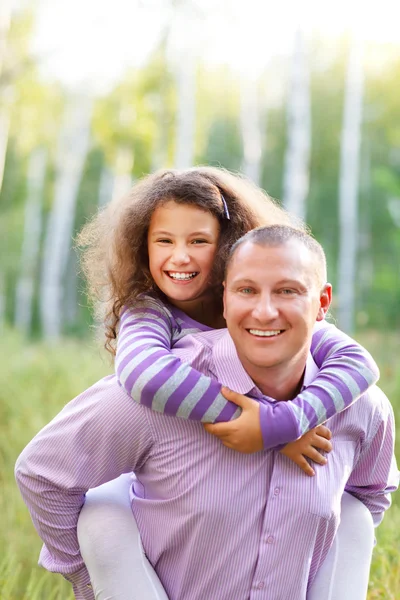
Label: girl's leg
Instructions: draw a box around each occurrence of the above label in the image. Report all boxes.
[77,474,169,600]
[308,491,374,600]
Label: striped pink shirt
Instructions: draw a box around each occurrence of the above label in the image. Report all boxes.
[15,329,398,600]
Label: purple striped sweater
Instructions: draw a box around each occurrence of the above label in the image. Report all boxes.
[116,295,380,447]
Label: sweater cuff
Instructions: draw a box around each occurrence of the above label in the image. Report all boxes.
[259,400,300,450]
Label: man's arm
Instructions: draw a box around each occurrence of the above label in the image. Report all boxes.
[344,388,399,527]
[15,375,153,600]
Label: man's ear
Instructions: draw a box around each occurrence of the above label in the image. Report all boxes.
[316,283,332,321]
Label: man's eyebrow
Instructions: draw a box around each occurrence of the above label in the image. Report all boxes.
[228,277,257,286]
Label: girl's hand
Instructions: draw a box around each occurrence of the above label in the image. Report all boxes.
[280,425,333,477]
[203,388,263,453]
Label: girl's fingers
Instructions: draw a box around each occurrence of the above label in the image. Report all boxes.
[314,425,332,439]
[311,436,333,453]
[295,457,315,477]
[304,447,328,465]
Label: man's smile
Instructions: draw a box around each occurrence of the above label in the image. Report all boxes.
[247,329,285,338]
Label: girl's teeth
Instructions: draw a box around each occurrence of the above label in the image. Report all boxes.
[249,329,282,337]
[169,272,197,280]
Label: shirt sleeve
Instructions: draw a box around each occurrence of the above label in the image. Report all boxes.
[344,389,399,527]
[15,376,153,600]
[116,298,241,423]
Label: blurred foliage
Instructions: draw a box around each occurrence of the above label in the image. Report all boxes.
[0,7,399,338]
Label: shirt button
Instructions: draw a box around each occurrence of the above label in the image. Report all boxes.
[266,535,275,544]
[257,582,265,590]
[274,487,280,496]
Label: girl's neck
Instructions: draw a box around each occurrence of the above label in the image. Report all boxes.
[169,295,225,329]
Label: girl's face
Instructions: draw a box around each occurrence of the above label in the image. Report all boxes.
[147,200,220,307]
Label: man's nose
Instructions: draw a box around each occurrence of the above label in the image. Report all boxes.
[253,295,279,321]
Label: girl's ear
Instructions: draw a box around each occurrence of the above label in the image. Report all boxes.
[222,282,227,320]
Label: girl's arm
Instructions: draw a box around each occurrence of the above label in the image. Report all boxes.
[116,301,379,449]
[302,320,380,434]
[205,320,380,451]
[116,297,241,423]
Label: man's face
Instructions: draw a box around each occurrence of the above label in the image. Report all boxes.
[223,240,331,374]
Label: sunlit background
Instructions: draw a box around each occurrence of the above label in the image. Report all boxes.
[0,0,399,339]
[1,2,400,598]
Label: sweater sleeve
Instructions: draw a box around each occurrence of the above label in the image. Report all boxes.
[116,298,241,424]
[282,320,380,438]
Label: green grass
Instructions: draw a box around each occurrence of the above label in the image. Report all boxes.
[1,329,399,599]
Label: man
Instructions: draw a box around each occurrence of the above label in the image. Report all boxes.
[15,226,399,600]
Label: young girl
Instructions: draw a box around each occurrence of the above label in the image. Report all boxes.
[76,167,377,600]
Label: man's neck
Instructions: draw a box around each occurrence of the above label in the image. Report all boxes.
[240,354,307,401]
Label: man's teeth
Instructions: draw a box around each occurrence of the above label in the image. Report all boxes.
[168,272,198,280]
[249,329,282,337]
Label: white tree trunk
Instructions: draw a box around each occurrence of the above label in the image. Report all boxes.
[40,95,92,340]
[0,106,10,193]
[111,146,133,201]
[283,29,311,220]
[0,271,5,331]
[337,38,364,333]
[174,53,196,169]
[0,0,13,193]
[0,0,12,75]
[98,165,114,207]
[15,147,47,334]
[240,76,263,185]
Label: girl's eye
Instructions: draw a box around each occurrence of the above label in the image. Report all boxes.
[157,239,173,244]
[191,239,208,244]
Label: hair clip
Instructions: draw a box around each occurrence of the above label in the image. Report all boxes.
[220,194,231,220]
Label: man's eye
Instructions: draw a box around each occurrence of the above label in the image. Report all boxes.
[280,289,296,295]
[239,288,254,294]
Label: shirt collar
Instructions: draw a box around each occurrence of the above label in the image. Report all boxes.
[212,330,320,397]
[302,354,319,389]
[212,330,258,395]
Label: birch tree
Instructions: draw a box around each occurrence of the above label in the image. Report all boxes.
[40,95,92,340]
[0,0,13,193]
[282,28,311,220]
[111,145,133,200]
[98,165,114,208]
[170,1,201,169]
[240,75,263,185]
[174,52,196,168]
[14,147,47,333]
[337,38,364,333]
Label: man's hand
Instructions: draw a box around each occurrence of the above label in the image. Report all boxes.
[203,388,263,453]
[280,425,333,477]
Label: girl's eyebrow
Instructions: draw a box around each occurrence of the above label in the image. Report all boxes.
[150,229,215,237]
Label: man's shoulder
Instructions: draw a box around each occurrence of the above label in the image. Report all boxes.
[71,374,144,414]
[330,384,393,439]
[356,384,393,420]
[173,328,228,350]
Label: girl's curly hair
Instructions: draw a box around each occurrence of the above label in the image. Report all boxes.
[76,166,304,354]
